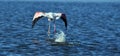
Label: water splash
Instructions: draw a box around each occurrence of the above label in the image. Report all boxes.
[54,30,66,42]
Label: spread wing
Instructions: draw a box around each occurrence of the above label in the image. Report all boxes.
[32,12,44,28]
[60,14,67,29]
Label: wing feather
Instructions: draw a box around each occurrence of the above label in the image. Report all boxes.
[32,12,44,28]
[60,14,67,29]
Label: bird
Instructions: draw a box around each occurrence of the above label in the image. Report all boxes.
[32,12,67,37]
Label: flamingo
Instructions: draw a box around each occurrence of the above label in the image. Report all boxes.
[32,12,67,37]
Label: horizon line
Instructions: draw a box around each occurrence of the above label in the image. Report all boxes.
[0,0,120,3]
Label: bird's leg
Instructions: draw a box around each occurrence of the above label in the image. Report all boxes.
[48,21,51,38]
[54,19,56,34]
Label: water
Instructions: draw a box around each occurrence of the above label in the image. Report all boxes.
[0,1,120,56]
[54,30,66,42]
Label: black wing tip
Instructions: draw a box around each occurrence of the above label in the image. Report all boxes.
[32,23,34,28]
[65,26,67,30]
[61,13,67,30]
[32,25,34,28]
[31,16,44,28]
[32,19,35,28]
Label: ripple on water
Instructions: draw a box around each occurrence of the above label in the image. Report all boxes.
[0,1,120,56]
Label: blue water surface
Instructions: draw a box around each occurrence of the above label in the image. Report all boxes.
[0,1,120,56]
